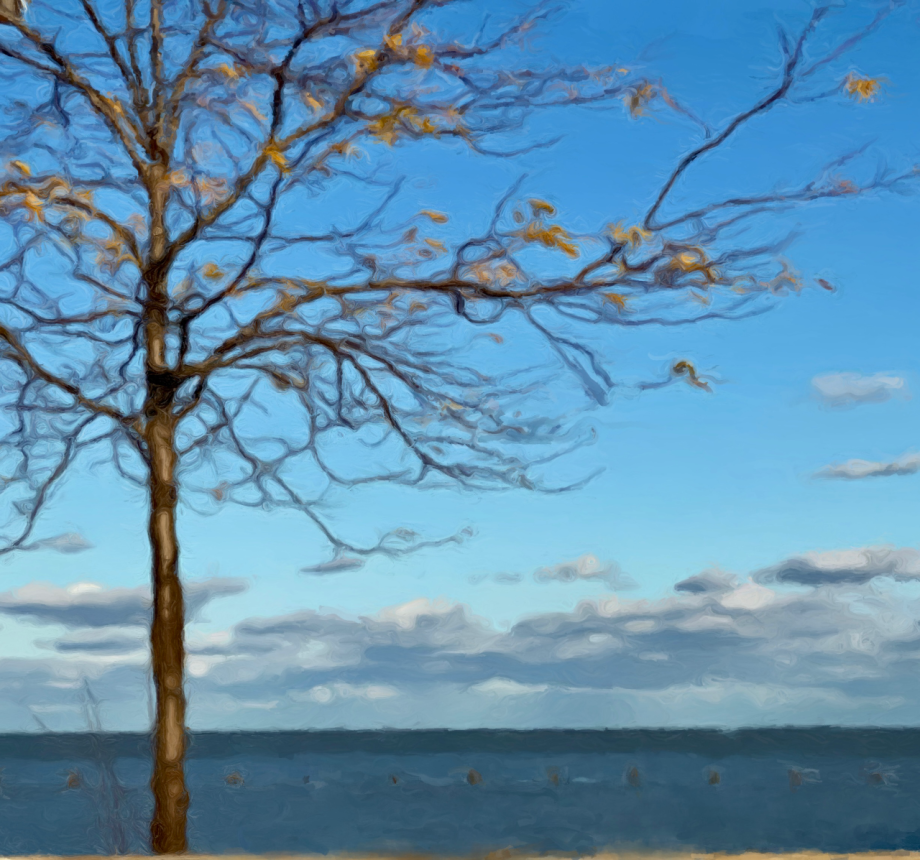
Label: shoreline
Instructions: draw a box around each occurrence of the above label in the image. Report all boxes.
[6,854,920,860]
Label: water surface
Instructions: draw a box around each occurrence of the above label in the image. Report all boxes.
[1,729,918,855]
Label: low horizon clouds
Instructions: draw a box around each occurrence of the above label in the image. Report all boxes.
[0,576,248,628]
[6,545,920,729]
[815,452,920,481]
[811,372,909,408]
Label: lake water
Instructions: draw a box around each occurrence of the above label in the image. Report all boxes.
[2,729,920,855]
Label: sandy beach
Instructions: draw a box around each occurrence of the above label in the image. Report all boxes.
[7,854,920,860]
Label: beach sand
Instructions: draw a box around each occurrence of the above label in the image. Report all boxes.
[6,853,920,860]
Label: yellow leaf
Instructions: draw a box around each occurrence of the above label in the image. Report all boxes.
[367,113,400,145]
[22,191,44,221]
[519,222,579,258]
[355,49,379,73]
[833,177,858,194]
[330,140,357,158]
[758,258,802,294]
[217,63,242,80]
[672,360,711,391]
[667,246,718,282]
[384,34,403,50]
[496,263,517,286]
[195,175,229,204]
[468,262,493,283]
[202,263,224,280]
[302,91,323,111]
[602,292,628,311]
[264,143,288,171]
[529,198,556,217]
[624,82,657,118]
[609,221,651,248]
[9,160,30,176]
[420,209,448,223]
[275,291,299,313]
[413,45,435,67]
[845,74,882,102]
[424,238,447,253]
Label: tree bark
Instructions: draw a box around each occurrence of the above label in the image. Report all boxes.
[143,159,189,854]
[146,398,189,853]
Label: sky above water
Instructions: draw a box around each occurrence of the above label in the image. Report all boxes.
[0,0,919,731]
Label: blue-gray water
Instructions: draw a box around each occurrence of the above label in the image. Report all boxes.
[2,729,920,855]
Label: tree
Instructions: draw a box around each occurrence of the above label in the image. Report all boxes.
[0,0,912,852]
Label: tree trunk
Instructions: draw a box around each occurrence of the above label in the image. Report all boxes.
[146,402,189,853]
[144,159,188,854]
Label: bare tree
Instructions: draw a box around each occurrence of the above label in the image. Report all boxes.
[0,0,912,852]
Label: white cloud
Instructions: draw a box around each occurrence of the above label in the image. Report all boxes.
[754,545,920,586]
[377,597,453,628]
[291,683,399,704]
[719,582,775,610]
[533,554,637,589]
[811,372,909,407]
[471,678,548,697]
[20,532,93,554]
[0,576,248,627]
[815,453,920,480]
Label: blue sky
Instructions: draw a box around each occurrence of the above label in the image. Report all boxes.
[0,0,918,731]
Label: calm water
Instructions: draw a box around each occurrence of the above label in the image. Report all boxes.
[2,729,920,854]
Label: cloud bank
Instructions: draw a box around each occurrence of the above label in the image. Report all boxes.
[6,546,920,730]
[0,577,248,628]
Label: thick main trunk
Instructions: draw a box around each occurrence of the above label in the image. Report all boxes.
[147,407,189,853]
[144,159,188,854]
